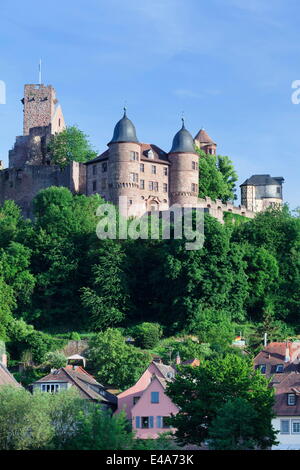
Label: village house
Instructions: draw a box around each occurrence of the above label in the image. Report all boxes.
[254,341,300,450]
[32,356,117,411]
[117,355,199,439]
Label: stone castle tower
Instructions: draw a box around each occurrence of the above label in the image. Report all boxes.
[85,112,200,217]
[0,81,284,222]
[0,83,84,217]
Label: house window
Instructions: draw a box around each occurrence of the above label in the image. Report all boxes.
[292,420,300,434]
[151,391,159,404]
[92,165,97,175]
[164,167,168,176]
[191,183,198,193]
[140,163,144,172]
[280,420,290,434]
[259,364,266,374]
[92,181,97,192]
[163,183,168,193]
[276,364,284,373]
[129,199,133,205]
[130,173,139,183]
[102,162,107,172]
[140,416,154,428]
[149,181,154,191]
[277,187,281,194]
[140,179,145,189]
[288,394,296,406]
[133,396,140,405]
[192,161,198,170]
[41,383,60,393]
[101,179,107,190]
[153,182,158,191]
[130,151,139,161]
[151,165,156,175]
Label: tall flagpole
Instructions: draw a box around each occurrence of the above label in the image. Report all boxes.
[38,59,42,85]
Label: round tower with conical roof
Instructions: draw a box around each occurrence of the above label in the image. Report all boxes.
[194,128,217,155]
[107,109,143,216]
[168,120,199,207]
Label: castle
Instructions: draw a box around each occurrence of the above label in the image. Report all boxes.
[0,83,284,222]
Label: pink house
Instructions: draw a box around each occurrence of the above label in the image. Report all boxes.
[117,360,179,439]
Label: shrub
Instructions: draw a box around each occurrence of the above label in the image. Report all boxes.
[133,322,163,349]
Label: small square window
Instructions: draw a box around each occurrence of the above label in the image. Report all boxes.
[164,167,168,176]
[102,162,107,172]
[259,364,266,374]
[276,364,284,373]
[140,163,144,172]
[140,180,145,190]
[153,182,158,191]
[288,394,296,406]
[92,165,97,175]
[141,417,149,429]
[280,420,290,434]
[92,181,97,192]
[151,391,159,403]
[151,165,156,175]
[149,181,154,191]
[163,183,168,193]
[133,396,140,405]
[292,420,300,434]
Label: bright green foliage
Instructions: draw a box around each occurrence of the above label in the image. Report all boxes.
[88,329,151,389]
[132,322,163,349]
[208,398,265,449]
[48,125,97,168]
[166,354,277,448]
[81,241,130,330]
[44,351,67,370]
[0,278,15,340]
[154,336,211,363]
[196,149,238,202]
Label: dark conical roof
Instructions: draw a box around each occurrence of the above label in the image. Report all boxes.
[109,109,139,144]
[169,119,196,154]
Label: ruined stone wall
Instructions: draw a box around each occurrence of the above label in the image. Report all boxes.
[197,196,255,223]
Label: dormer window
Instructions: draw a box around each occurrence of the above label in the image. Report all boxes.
[276,364,284,373]
[147,150,154,159]
[288,393,296,406]
[259,364,266,374]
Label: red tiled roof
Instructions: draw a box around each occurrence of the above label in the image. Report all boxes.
[0,363,21,387]
[254,342,300,383]
[194,129,216,144]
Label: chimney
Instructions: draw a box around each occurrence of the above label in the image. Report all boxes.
[285,342,291,363]
[176,352,181,365]
[1,353,7,368]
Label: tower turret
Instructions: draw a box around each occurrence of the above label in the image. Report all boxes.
[107,109,142,216]
[169,120,199,207]
[194,128,217,155]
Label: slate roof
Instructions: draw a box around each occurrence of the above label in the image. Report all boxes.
[240,174,284,186]
[109,109,139,144]
[0,363,21,387]
[169,121,196,154]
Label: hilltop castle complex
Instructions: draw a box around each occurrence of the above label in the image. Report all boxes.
[0,83,284,221]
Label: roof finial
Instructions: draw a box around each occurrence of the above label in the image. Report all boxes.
[181,111,185,129]
[38,58,42,85]
[123,102,127,117]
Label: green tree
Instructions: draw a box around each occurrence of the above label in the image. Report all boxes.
[0,386,53,450]
[81,241,130,330]
[196,149,238,202]
[48,125,97,168]
[132,322,163,349]
[44,351,67,370]
[208,398,263,450]
[88,329,151,389]
[166,354,277,448]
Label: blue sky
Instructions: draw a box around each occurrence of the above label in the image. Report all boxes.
[0,0,299,208]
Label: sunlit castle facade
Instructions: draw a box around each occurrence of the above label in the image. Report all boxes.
[86,110,201,217]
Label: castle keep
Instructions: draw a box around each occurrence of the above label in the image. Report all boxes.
[0,83,284,221]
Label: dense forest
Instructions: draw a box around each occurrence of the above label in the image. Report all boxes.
[0,182,299,370]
